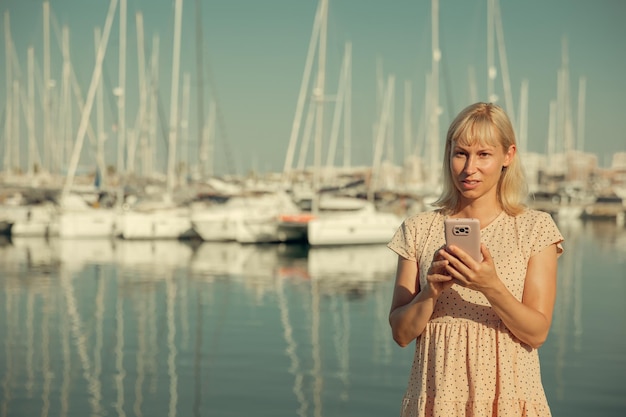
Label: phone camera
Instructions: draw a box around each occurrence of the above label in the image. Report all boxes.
[453,225,470,236]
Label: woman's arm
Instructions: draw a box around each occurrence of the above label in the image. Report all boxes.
[482,244,558,348]
[442,243,558,348]
[389,254,453,347]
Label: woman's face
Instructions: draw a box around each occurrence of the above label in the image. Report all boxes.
[449,136,515,204]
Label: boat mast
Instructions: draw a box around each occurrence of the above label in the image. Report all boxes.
[296,102,316,171]
[166,0,184,194]
[493,0,516,127]
[576,76,586,152]
[344,42,352,169]
[147,34,160,178]
[12,78,20,174]
[559,37,575,155]
[282,1,323,178]
[547,100,556,170]
[195,0,206,179]
[27,46,40,176]
[61,0,119,202]
[403,80,412,165]
[374,58,383,168]
[3,11,13,174]
[487,0,496,103]
[204,99,216,177]
[325,41,351,170]
[94,27,107,188]
[43,0,52,174]
[129,11,147,176]
[517,79,529,155]
[369,75,394,202]
[312,0,328,213]
[116,0,127,176]
[61,25,72,169]
[427,0,441,189]
[181,72,191,184]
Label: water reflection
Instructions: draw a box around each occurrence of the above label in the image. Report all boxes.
[552,218,585,399]
[0,237,398,417]
[0,219,624,417]
[548,218,626,411]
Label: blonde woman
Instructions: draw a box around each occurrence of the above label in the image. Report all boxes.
[388,102,564,417]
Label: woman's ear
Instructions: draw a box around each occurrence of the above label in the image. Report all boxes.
[503,144,516,167]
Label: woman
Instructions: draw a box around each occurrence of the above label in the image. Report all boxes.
[387,102,563,417]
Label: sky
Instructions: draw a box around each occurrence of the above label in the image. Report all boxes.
[2,0,626,177]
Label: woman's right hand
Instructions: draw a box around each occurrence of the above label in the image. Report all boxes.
[424,250,454,298]
[390,251,451,347]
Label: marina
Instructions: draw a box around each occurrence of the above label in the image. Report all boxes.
[1,161,625,245]
[1,0,624,245]
[1,1,625,415]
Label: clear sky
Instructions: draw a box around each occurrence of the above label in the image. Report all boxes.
[2,0,625,176]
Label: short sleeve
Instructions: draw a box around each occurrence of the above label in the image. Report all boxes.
[387,211,439,262]
[529,210,564,257]
[387,219,417,261]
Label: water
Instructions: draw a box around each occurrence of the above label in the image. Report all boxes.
[0,218,624,417]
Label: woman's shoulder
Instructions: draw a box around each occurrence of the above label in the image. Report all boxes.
[509,208,564,255]
[388,209,442,261]
[511,208,555,224]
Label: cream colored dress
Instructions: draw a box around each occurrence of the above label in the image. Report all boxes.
[387,209,564,417]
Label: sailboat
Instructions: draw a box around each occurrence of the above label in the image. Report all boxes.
[1,197,57,237]
[278,0,402,246]
[117,0,192,240]
[306,193,402,246]
[117,196,193,240]
[191,190,302,243]
[55,0,119,239]
[306,75,403,246]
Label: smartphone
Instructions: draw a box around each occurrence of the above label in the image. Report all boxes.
[444,218,482,262]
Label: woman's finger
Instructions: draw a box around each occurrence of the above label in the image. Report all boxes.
[428,273,453,283]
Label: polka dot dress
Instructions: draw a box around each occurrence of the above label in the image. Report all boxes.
[388,209,564,417]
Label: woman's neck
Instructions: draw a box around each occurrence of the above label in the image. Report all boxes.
[453,201,503,228]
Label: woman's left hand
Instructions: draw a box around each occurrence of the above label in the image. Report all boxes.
[438,244,500,292]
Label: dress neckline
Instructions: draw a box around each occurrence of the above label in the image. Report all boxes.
[481,210,505,231]
[439,210,505,231]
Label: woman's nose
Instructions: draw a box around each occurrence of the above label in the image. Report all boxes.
[464,156,477,173]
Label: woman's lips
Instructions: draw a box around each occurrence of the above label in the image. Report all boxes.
[461,179,480,190]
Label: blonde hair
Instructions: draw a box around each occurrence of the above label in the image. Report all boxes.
[433,102,527,216]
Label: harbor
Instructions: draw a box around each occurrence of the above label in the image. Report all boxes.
[1,0,624,245]
[1,1,625,416]
[0,154,625,245]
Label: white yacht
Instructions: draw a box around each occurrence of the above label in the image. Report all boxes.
[306,196,403,246]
